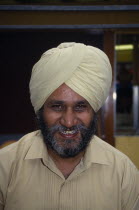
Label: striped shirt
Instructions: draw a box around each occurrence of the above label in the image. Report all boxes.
[0,130,139,210]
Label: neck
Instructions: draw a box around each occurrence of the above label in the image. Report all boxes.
[48,148,85,178]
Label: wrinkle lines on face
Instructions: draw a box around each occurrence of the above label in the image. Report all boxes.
[37,108,97,158]
[37,84,97,158]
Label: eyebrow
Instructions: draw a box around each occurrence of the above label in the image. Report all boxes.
[47,100,89,105]
[76,100,89,105]
[47,100,65,105]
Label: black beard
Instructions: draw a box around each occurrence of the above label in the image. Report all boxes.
[37,108,97,158]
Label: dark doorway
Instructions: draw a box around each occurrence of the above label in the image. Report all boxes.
[0,29,103,143]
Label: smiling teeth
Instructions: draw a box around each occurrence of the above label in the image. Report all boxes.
[61,130,76,135]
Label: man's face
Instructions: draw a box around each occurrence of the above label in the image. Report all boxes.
[38,83,97,158]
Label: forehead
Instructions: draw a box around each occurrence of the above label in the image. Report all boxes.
[45,83,86,103]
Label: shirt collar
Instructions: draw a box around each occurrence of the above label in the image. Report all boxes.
[24,130,46,160]
[25,131,111,166]
[83,135,111,167]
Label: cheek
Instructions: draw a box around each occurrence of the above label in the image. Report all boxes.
[43,111,61,126]
[77,112,94,126]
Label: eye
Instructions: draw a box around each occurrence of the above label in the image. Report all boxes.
[75,104,87,112]
[51,104,63,111]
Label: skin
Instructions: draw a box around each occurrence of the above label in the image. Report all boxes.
[43,83,94,178]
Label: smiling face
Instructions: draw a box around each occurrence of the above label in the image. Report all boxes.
[38,83,97,158]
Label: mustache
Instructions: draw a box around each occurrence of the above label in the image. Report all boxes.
[48,124,88,134]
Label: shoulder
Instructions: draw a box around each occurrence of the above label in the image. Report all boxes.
[94,136,132,160]
[0,130,43,184]
[92,136,139,189]
[0,130,43,205]
[92,136,139,209]
[0,130,41,161]
[92,135,138,171]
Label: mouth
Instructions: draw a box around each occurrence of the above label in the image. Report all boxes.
[58,130,79,138]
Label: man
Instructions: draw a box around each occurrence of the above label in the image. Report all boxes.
[0,42,139,210]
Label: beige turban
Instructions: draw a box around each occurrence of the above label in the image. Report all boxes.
[29,42,112,113]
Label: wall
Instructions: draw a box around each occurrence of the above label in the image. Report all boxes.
[116,136,139,169]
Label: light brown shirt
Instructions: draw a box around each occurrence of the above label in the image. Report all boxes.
[0,130,139,210]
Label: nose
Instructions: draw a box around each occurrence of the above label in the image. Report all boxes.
[60,108,78,128]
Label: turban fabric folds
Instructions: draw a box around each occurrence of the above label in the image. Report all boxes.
[29,42,112,113]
